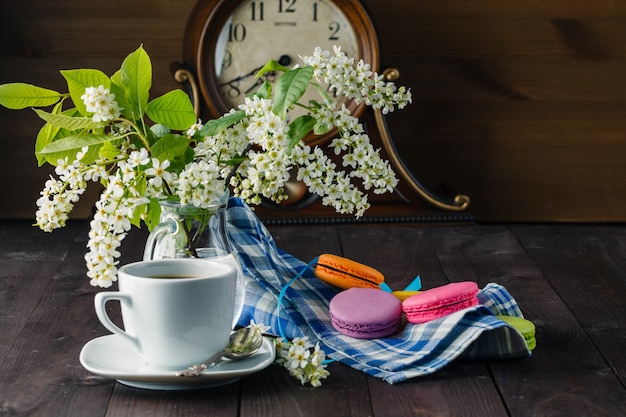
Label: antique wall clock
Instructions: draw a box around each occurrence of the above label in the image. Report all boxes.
[176,0,470,221]
[180,0,377,144]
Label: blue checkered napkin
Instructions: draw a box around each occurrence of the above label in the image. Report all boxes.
[226,198,530,384]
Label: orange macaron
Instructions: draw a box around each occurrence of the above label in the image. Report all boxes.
[314,254,384,290]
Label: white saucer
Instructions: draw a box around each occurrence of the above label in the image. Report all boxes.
[79,334,275,390]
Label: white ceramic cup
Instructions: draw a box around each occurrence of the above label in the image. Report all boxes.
[94,258,236,371]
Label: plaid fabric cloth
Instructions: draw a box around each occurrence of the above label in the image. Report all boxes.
[226,198,530,384]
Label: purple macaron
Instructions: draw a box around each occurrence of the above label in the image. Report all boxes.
[329,288,402,339]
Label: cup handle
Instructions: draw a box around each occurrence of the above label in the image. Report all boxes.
[143,219,177,260]
[94,292,140,351]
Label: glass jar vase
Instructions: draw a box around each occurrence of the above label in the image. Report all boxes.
[143,195,244,328]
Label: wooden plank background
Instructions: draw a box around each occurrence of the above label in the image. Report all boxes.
[1,0,625,221]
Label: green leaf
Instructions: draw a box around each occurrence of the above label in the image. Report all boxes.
[33,108,103,131]
[255,59,290,77]
[36,133,115,165]
[60,69,111,116]
[164,146,195,174]
[150,133,190,162]
[272,66,314,118]
[99,140,121,160]
[287,115,316,149]
[0,83,61,109]
[34,102,65,166]
[254,80,272,99]
[313,121,333,135]
[146,89,196,130]
[35,125,60,167]
[150,124,170,137]
[127,179,149,227]
[129,205,144,228]
[109,70,129,119]
[112,45,152,121]
[199,110,246,137]
[143,198,163,231]
[309,100,332,134]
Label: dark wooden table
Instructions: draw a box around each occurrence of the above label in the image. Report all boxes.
[1,219,625,417]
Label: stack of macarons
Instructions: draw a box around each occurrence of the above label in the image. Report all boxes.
[314,254,506,340]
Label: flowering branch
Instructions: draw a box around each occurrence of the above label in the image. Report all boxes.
[0,45,411,287]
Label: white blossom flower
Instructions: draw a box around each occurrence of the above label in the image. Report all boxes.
[186,119,204,137]
[248,320,271,334]
[274,336,330,386]
[81,85,122,122]
[127,148,150,168]
[145,158,172,188]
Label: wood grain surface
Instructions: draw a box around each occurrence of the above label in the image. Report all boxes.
[1,220,625,416]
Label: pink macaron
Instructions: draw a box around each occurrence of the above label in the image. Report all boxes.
[402,281,479,324]
[329,288,402,339]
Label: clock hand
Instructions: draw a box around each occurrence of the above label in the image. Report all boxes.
[245,77,266,94]
[219,65,263,88]
[219,55,292,88]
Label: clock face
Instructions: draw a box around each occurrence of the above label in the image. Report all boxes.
[209,0,361,116]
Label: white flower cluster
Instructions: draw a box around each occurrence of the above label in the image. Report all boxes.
[232,96,292,205]
[36,143,178,287]
[186,115,249,207]
[291,105,398,216]
[83,147,197,287]
[85,186,131,287]
[300,46,412,114]
[80,85,122,122]
[274,336,330,387]
[175,159,226,208]
[207,91,399,216]
[35,152,89,232]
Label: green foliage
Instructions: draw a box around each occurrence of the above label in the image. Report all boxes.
[0,45,327,171]
[287,115,316,149]
[0,83,61,109]
[34,102,66,166]
[150,134,191,163]
[146,90,196,130]
[0,40,413,293]
[150,123,170,138]
[111,45,152,121]
[98,140,122,161]
[34,108,103,131]
[35,133,117,165]
[272,66,314,118]
[255,80,272,100]
[0,45,201,167]
[0,45,367,205]
[141,198,163,231]
[199,110,246,137]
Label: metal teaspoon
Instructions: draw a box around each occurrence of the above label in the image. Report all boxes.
[175,326,264,377]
